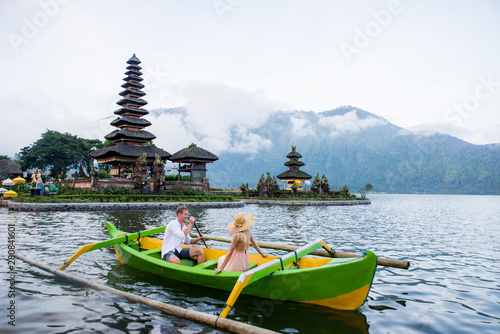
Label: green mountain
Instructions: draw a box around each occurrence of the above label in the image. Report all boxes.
[154,106,500,195]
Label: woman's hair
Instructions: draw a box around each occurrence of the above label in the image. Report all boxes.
[236,229,250,248]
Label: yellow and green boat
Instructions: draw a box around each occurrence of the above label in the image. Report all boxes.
[100,221,378,314]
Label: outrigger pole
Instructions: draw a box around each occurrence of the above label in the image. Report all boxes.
[219,239,334,318]
[15,254,278,334]
[192,232,410,269]
[58,225,166,270]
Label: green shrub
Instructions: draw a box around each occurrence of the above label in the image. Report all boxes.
[13,193,235,203]
[98,170,111,179]
[57,185,89,195]
[98,186,136,195]
[165,175,190,181]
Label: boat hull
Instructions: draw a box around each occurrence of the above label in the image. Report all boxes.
[106,222,377,310]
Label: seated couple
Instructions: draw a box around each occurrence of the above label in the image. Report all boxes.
[161,206,267,274]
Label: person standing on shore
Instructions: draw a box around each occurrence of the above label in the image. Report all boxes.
[161,206,205,264]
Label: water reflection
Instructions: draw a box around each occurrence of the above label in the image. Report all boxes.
[281,207,304,244]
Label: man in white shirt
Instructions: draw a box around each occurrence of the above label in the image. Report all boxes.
[161,206,205,264]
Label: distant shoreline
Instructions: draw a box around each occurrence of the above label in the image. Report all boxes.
[3,199,370,211]
[5,201,244,212]
[243,199,371,206]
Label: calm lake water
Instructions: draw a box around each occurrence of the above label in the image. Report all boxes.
[1,194,499,334]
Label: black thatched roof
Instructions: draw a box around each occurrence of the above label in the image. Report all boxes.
[110,116,151,128]
[125,69,143,77]
[121,81,145,90]
[126,64,142,71]
[119,88,146,97]
[105,129,156,142]
[127,54,141,65]
[114,106,149,116]
[277,170,312,180]
[116,97,148,107]
[284,160,305,167]
[90,142,170,160]
[286,151,302,159]
[170,145,218,162]
[123,75,144,82]
[0,160,22,174]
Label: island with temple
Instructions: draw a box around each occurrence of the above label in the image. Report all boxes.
[3,54,370,210]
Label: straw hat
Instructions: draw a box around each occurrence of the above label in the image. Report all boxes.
[226,213,255,233]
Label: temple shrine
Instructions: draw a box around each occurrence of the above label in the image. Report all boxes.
[169,144,219,182]
[277,146,312,189]
[90,54,171,179]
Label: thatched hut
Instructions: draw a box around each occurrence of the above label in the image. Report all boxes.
[0,160,22,178]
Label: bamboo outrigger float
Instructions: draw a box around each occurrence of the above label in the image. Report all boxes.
[60,222,380,316]
[16,254,279,334]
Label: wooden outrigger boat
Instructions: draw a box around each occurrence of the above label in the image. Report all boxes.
[106,221,377,314]
[59,221,379,316]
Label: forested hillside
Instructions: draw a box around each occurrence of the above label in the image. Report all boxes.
[153,106,500,194]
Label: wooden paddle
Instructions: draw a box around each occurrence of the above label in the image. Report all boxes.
[193,221,208,248]
[58,224,166,270]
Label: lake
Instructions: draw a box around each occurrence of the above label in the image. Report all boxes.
[1,194,499,333]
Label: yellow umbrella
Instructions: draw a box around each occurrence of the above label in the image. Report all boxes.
[13,176,26,184]
[3,190,17,198]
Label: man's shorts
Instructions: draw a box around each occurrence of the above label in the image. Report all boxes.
[163,248,192,262]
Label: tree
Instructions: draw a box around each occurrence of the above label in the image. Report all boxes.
[143,140,157,147]
[17,130,103,178]
[320,174,330,194]
[360,183,373,199]
[257,173,266,196]
[310,173,321,193]
[0,155,11,161]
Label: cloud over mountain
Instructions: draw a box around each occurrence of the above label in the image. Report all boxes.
[147,82,277,155]
[319,110,388,137]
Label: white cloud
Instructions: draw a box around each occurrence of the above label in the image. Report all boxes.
[147,112,197,155]
[406,123,458,138]
[319,110,387,137]
[407,123,500,145]
[226,128,273,154]
[167,81,277,154]
[290,116,316,137]
[0,92,111,157]
[144,82,278,155]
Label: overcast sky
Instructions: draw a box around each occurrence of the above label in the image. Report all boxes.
[1,0,499,158]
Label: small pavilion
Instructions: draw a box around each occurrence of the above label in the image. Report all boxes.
[90,54,171,178]
[169,144,218,182]
[0,160,22,178]
[277,146,312,190]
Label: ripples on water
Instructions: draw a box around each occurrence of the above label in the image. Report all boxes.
[1,194,499,333]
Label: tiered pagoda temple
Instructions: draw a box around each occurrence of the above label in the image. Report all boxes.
[90,54,171,177]
[277,146,312,190]
[170,144,218,182]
